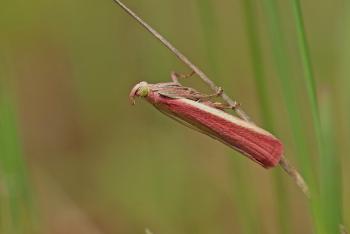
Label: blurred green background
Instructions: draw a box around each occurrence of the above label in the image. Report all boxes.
[0,0,349,233]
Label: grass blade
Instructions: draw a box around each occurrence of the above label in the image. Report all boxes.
[0,83,37,233]
[290,0,343,233]
[195,2,260,233]
[240,0,290,233]
[319,92,343,234]
[261,0,321,232]
[195,0,220,76]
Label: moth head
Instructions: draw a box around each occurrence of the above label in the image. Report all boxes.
[129,81,150,105]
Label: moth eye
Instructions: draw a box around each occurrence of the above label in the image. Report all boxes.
[137,86,150,97]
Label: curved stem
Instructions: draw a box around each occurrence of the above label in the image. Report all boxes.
[112,0,309,198]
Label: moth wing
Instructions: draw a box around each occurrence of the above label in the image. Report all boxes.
[157,91,182,99]
[154,103,264,166]
[158,90,205,101]
[155,106,211,135]
[154,105,234,148]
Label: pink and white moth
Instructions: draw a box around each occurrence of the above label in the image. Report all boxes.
[129,73,283,168]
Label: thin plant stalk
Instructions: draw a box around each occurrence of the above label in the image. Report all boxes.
[240,0,289,232]
[319,92,343,234]
[196,1,260,232]
[261,0,321,232]
[0,87,36,234]
[290,0,343,232]
[195,0,220,76]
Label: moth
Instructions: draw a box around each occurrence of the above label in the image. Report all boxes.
[115,0,308,195]
[129,73,283,168]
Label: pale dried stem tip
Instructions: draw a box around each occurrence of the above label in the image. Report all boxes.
[340,224,348,234]
[113,0,309,197]
[145,229,154,234]
[279,156,310,198]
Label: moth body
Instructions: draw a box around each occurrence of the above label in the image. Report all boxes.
[130,81,283,168]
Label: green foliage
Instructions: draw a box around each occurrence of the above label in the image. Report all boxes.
[290,1,343,233]
[0,88,36,234]
[0,0,346,233]
[261,0,344,233]
[261,0,322,232]
[240,1,289,233]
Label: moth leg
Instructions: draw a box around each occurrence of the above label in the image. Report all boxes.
[197,87,223,101]
[211,101,241,110]
[171,70,196,83]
